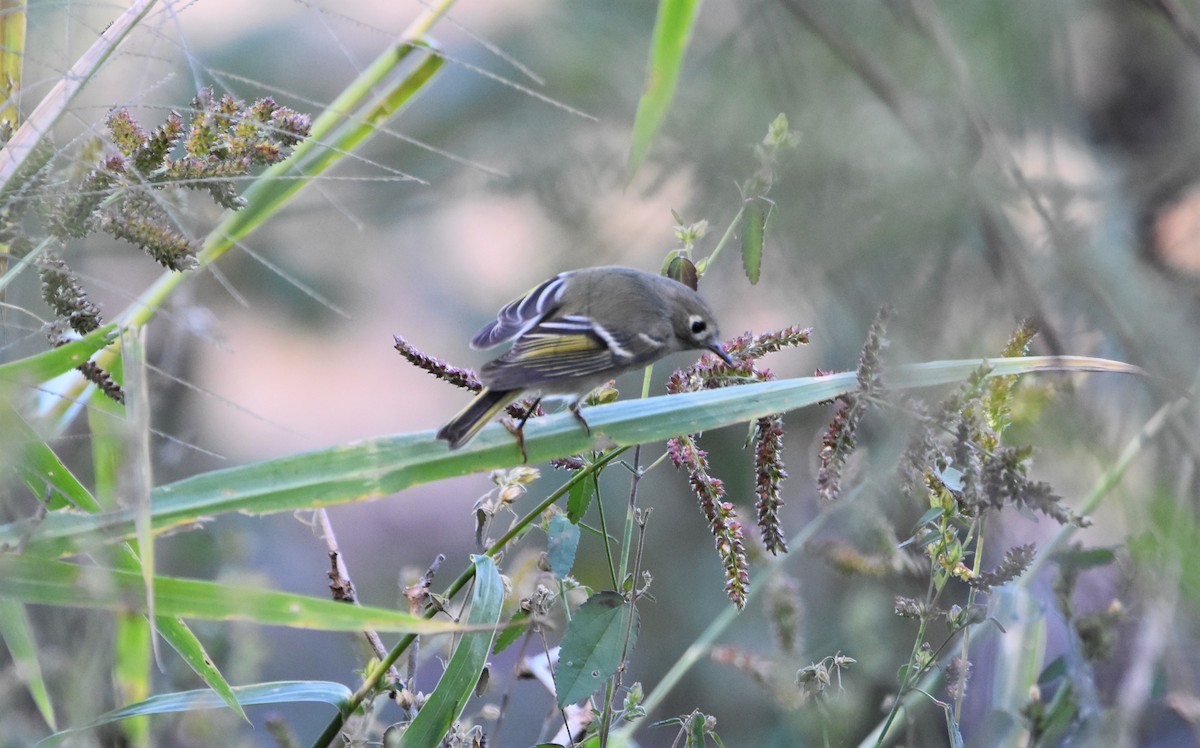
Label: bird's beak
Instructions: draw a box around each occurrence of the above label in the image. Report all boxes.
[709,343,734,366]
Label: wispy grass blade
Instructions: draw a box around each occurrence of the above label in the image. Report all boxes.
[0,324,115,385]
[0,599,56,730]
[628,0,701,176]
[38,680,353,747]
[0,555,466,635]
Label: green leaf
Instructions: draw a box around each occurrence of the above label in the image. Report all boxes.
[1,356,1140,557]
[38,680,352,746]
[113,613,151,744]
[155,617,246,722]
[492,608,530,655]
[554,591,637,708]
[547,514,581,579]
[1051,546,1117,570]
[0,555,463,635]
[566,475,595,523]
[0,600,56,730]
[400,555,503,747]
[1037,654,1067,684]
[1,400,101,512]
[627,0,701,176]
[915,506,945,528]
[740,197,768,285]
[0,324,116,387]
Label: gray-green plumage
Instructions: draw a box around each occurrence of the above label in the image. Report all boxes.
[437,266,731,450]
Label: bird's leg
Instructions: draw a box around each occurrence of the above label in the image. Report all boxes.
[568,400,592,436]
[504,397,542,464]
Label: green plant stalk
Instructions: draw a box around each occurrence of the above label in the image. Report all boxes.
[695,203,745,276]
[311,447,626,748]
[0,0,26,128]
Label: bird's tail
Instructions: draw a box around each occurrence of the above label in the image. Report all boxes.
[436,388,517,449]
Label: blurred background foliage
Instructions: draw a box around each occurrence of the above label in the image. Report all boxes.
[3,0,1200,746]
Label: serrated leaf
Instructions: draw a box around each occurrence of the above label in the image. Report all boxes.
[547,514,581,579]
[741,197,768,284]
[554,591,637,708]
[399,555,503,748]
[567,477,594,523]
[1051,546,1117,570]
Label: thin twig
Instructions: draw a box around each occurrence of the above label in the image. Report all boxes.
[316,508,402,688]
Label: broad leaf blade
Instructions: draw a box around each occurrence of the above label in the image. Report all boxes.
[555,591,638,708]
[547,514,581,579]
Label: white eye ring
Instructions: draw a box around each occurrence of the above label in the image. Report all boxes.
[689,315,707,335]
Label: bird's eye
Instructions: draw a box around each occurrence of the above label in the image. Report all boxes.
[690,316,707,335]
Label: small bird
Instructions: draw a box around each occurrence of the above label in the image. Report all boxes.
[436,265,733,452]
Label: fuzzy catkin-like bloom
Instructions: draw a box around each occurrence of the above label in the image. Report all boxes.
[102,211,197,272]
[393,334,540,424]
[77,360,125,405]
[753,414,788,554]
[765,575,803,656]
[393,334,481,391]
[40,256,102,335]
[969,543,1037,590]
[668,434,750,609]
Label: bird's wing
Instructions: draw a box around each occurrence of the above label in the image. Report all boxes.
[479,314,667,390]
[470,273,568,350]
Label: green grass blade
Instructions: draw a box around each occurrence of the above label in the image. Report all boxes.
[399,555,503,747]
[0,324,115,386]
[112,612,151,744]
[0,555,465,635]
[37,680,352,747]
[0,599,56,730]
[628,0,701,176]
[0,0,26,128]
[0,356,1140,556]
[154,616,246,722]
[3,399,100,512]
